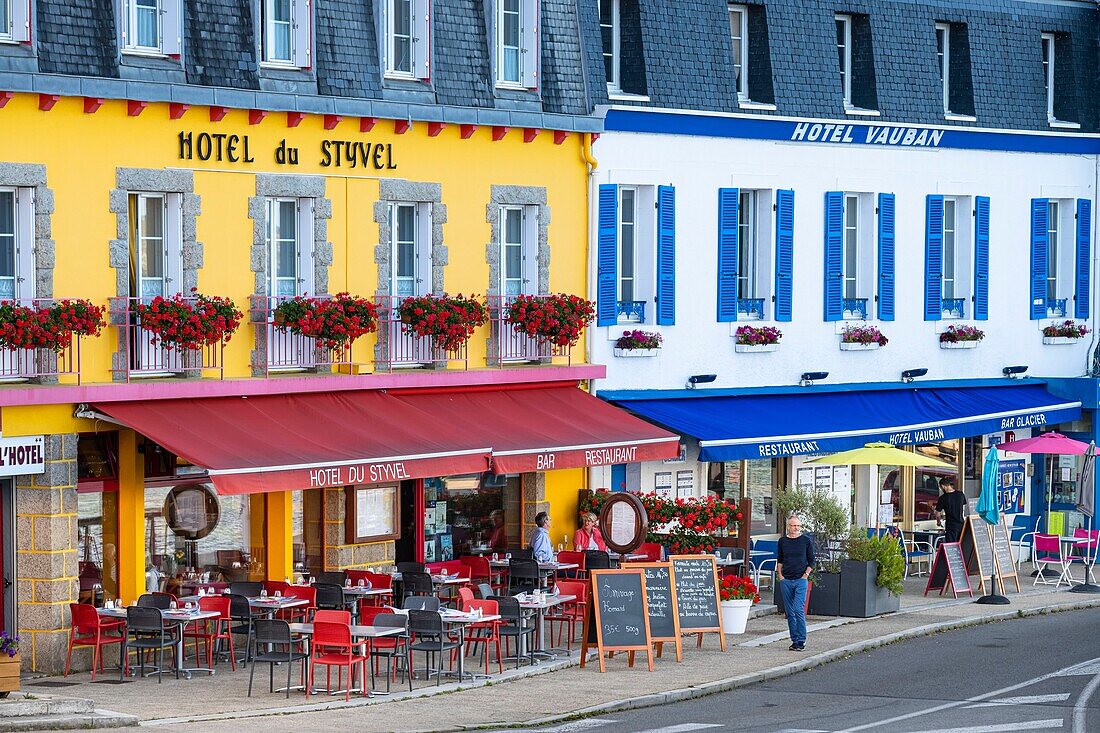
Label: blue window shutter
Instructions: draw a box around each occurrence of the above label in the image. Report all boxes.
[716,188,740,322]
[823,191,843,321]
[596,184,618,326]
[1076,198,1092,319]
[656,185,676,325]
[924,195,944,321]
[877,193,895,321]
[774,189,794,322]
[1030,198,1049,320]
[974,196,990,321]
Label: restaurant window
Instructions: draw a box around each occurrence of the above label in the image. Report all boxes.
[0,187,33,300]
[128,193,183,299]
[743,458,781,535]
[421,474,520,562]
[77,434,120,607]
[391,202,431,297]
[879,464,903,526]
[499,206,536,298]
[292,489,324,576]
[915,440,960,523]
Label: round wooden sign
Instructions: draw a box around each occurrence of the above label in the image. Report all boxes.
[163,483,220,540]
[598,492,649,554]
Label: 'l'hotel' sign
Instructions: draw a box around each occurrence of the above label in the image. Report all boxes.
[178,131,398,170]
[0,436,45,477]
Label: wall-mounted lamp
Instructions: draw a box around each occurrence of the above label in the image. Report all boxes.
[685,374,717,390]
[901,368,928,383]
[1003,365,1029,379]
[799,371,829,387]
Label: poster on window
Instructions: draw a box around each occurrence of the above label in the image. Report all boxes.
[796,467,814,490]
[998,459,1026,514]
[654,471,673,499]
[676,470,695,498]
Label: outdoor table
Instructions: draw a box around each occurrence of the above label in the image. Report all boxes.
[1058,536,1095,585]
[98,605,220,678]
[911,530,945,550]
[439,607,503,680]
[715,557,744,567]
[288,622,403,696]
[392,572,468,587]
[517,593,574,659]
[340,585,391,622]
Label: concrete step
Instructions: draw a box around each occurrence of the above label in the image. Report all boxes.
[0,709,138,731]
[0,696,95,717]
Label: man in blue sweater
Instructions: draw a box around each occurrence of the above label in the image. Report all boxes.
[777,515,815,651]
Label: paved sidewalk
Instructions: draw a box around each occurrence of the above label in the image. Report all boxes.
[28,580,1100,733]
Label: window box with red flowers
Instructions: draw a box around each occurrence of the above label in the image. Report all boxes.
[939,324,984,350]
[719,574,759,634]
[613,329,662,358]
[272,293,379,350]
[506,293,595,350]
[580,489,743,555]
[1042,320,1089,345]
[399,294,489,353]
[734,325,782,353]
[133,292,243,350]
[0,298,105,354]
[840,325,888,351]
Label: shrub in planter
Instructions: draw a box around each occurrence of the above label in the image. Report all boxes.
[735,325,782,346]
[840,325,888,346]
[135,292,244,350]
[400,294,489,352]
[0,630,19,696]
[506,293,595,348]
[839,528,904,617]
[939,324,985,344]
[273,293,379,350]
[1043,320,1089,339]
[615,329,663,350]
[846,528,905,596]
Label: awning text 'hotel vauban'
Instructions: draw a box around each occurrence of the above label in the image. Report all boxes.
[94,385,679,495]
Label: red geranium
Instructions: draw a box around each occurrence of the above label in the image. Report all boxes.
[399,294,489,352]
[134,291,242,351]
[720,574,760,604]
[273,293,378,350]
[506,293,595,348]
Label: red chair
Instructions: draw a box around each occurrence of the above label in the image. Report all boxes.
[283,585,317,622]
[183,595,236,671]
[65,603,125,680]
[264,580,292,597]
[346,570,393,609]
[308,621,368,701]
[456,586,476,608]
[637,542,664,562]
[544,581,587,649]
[461,556,504,594]
[313,609,351,625]
[555,551,587,579]
[455,598,502,674]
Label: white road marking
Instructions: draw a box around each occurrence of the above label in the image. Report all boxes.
[966,693,1071,708]
[1059,660,1100,676]
[1073,663,1100,733]
[494,720,619,733]
[630,726,724,733]
[896,722,1062,733]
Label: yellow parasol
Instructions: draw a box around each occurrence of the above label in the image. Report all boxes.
[805,442,954,468]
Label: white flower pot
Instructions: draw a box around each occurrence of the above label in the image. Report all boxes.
[734,343,778,353]
[720,598,752,634]
[940,340,979,349]
[613,347,660,358]
[1042,336,1082,345]
[839,342,881,351]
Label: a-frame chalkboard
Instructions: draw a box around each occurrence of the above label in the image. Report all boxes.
[924,542,973,598]
[633,562,683,662]
[580,568,655,672]
[670,555,727,652]
[990,517,1021,593]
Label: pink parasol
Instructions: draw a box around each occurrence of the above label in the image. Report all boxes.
[997,432,1089,455]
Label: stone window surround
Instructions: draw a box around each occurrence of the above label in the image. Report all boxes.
[0,163,55,301]
[485,184,550,296]
[108,168,202,381]
[247,173,334,375]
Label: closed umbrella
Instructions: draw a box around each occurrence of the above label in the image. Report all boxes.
[1071,443,1099,593]
[997,432,1089,534]
[975,447,1008,605]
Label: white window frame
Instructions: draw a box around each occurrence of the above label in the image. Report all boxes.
[497,0,522,87]
[261,0,310,68]
[1047,199,1060,303]
[840,192,876,319]
[729,4,748,101]
[836,14,851,108]
[1041,32,1055,121]
[499,205,537,298]
[842,194,859,301]
[942,196,957,301]
[0,0,10,42]
[936,22,950,115]
[737,190,757,301]
[0,187,34,301]
[266,197,314,298]
[121,0,163,54]
[129,192,183,300]
[616,186,657,324]
[386,0,414,77]
[617,187,637,317]
[383,0,429,80]
[600,0,620,93]
[391,202,431,297]
[1,0,30,44]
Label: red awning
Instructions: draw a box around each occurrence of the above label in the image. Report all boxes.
[92,384,679,495]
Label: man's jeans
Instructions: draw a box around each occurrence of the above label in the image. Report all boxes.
[780,578,808,645]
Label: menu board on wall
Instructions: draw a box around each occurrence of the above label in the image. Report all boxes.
[676,470,694,498]
[345,485,400,543]
[654,472,674,499]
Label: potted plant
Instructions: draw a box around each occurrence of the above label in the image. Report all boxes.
[939,324,985,349]
[0,630,19,696]
[839,528,904,618]
[134,291,243,350]
[1042,320,1090,345]
[840,325,888,351]
[613,329,663,357]
[734,325,782,353]
[506,293,595,349]
[273,292,379,350]
[773,486,849,616]
[399,294,489,352]
[719,574,760,634]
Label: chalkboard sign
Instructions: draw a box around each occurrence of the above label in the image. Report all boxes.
[923,542,973,598]
[991,518,1021,593]
[581,569,655,672]
[634,562,682,662]
[670,555,727,652]
[959,515,996,594]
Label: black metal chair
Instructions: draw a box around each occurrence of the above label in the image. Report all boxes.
[315,571,346,587]
[584,550,612,571]
[407,610,460,686]
[512,548,534,560]
[402,571,435,601]
[508,558,541,595]
[491,595,536,669]
[229,581,263,598]
[397,561,426,575]
[475,583,495,599]
[228,593,258,665]
[248,620,308,698]
[137,593,172,610]
[120,606,177,683]
[403,595,440,612]
[368,613,413,693]
[313,583,346,615]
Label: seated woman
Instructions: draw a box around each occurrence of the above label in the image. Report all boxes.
[573,511,607,552]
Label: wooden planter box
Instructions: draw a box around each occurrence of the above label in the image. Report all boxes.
[940,340,979,349]
[0,654,20,696]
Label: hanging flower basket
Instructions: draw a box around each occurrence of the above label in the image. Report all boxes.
[272,293,379,350]
[399,294,489,352]
[1042,321,1088,344]
[506,293,596,348]
[840,325,887,350]
[134,291,243,351]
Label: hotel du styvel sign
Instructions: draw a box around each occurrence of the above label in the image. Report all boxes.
[0,435,45,477]
[178,130,398,170]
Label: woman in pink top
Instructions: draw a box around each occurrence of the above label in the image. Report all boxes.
[573,511,607,551]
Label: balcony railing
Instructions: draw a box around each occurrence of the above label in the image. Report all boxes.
[487,295,572,367]
[842,298,868,320]
[616,300,646,323]
[0,298,81,383]
[250,296,357,376]
[110,297,225,381]
[941,298,966,319]
[737,298,765,320]
[1046,297,1068,318]
[374,295,468,371]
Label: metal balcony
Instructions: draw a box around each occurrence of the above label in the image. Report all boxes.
[737,298,765,320]
[1046,297,1068,318]
[615,300,646,323]
[0,298,81,384]
[374,295,468,371]
[110,296,225,381]
[250,296,356,376]
[486,295,572,367]
[842,298,868,320]
[941,298,966,318]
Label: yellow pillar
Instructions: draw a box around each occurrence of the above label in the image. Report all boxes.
[116,431,145,604]
[264,492,294,581]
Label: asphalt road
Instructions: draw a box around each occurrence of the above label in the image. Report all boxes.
[494,607,1100,733]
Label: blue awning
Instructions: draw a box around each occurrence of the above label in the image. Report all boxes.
[611,384,1082,461]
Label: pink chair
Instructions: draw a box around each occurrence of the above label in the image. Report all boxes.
[1070,528,1099,584]
[1033,534,1070,587]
